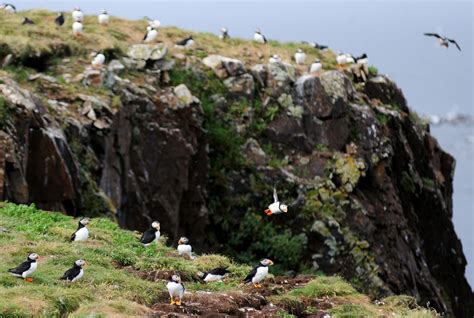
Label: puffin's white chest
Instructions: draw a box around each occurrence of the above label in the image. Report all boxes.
[204,274,223,282]
[185,39,195,48]
[71,269,84,282]
[177,244,192,257]
[310,63,322,73]
[154,231,161,241]
[295,52,306,65]
[252,266,268,283]
[167,281,184,297]
[336,55,347,65]
[268,202,284,214]
[144,30,158,43]
[74,227,89,241]
[72,11,84,22]
[98,14,109,25]
[254,33,265,43]
[92,54,105,67]
[72,22,83,35]
[357,58,368,65]
[22,262,38,278]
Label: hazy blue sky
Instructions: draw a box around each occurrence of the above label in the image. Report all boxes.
[16,0,474,286]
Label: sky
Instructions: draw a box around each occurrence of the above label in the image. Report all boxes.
[14,0,474,286]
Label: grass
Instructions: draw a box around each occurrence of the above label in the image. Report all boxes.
[288,276,358,297]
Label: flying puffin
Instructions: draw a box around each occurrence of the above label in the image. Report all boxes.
[0,3,16,14]
[310,58,322,73]
[303,41,328,50]
[139,221,161,246]
[269,54,281,64]
[8,253,39,282]
[264,186,289,216]
[144,17,161,29]
[91,52,106,68]
[70,218,89,241]
[21,17,34,25]
[60,259,86,282]
[219,27,230,41]
[197,267,230,282]
[424,33,461,51]
[177,237,194,259]
[55,12,65,27]
[254,28,267,44]
[72,7,84,22]
[294,48,306,65]
[143,26,158,43]
[98,9,109,26]
[175,36,194,48]
[244,259,273,288]
[167,274,185,305]
[72,21,83,37]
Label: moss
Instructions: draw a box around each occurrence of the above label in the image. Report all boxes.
[368,66,378,76]
[422,177,436,189]
[0,96,8,128]
[288,276,358,297]
[330,303,375,317]
[401,171,416,194]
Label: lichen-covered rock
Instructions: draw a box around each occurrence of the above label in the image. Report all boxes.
[173,84,199,107]
[202,55,245,78]
[242,138,268,166]
[365,75,408,112]
[224,74,254,99]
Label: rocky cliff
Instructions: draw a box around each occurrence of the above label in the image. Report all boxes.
[0,10,472,317]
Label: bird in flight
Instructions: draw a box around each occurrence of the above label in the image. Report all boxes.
[424,33,461,51]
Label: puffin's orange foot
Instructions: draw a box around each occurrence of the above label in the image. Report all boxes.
[169,298,175,305]
[264,209,272,216]
[25,277,33,283]
[253,283,262,288]
[175,300,182,306]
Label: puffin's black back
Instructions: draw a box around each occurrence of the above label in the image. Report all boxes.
[60,264,81,280]
[9,257,34,274]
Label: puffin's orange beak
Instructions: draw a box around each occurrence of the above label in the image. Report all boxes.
[264,209,272,216]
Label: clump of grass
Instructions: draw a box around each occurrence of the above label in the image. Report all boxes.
[330,303,375,317]
[288,276,358,297]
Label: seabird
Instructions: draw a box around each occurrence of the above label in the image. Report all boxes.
[91,52,106,68]
[98,9,109,26]
[264,186,289,216]
[0,3,16,14]
[243,259,273,288]
[354,53,368,65]
[60,259,86,282]
[143,26,158,43]
[175,36,194,48]
[70,218,89,241]
[254,28,267,44]
[72,7,84,22]
[310,58,322,73]
[144,17,161,29]
[294,48,306,65]
[198,267,230,282]
[72,21,83,37]
[268,54,281,64]
[424,33,461,51]
[22,17,34,25]
[167,274,185,305]
[8,253,39,282]
[303,41,328,50]
[139,221,161,246]
[219,27,230,41]
[177,237,193,259]
[55,12,65,27]
[336,53,354,66]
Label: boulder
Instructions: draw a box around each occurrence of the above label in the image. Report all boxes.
[242,138,268,166]
[202,55,245,79]
[174,84,199,108]
[365,75,408,112]
[224,74,254,99]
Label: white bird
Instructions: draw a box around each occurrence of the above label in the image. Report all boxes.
[143,26,158,43]
[167,274,185,306]
[264,186,289,216]
[355,53,368,65]
[91,52,105,68]
[175,36,194,48]
[336,53,354,66]
[177,237,193,259]
[72,21,83,37]
[8,253,39,282]
[0,3,16,14]
[244,259,273,288]
[98,9,109,25]
[310,59,322,73]
[294,48,306,65]
[70,218,89,241]
[72,7,84,22]
[197,267,230,283]
[139,221,161,246]
[254,28,267,44]
[268,54,281,64]
[145,17,161,29]
[60,259,86,283]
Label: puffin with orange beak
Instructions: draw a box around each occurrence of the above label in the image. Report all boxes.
[8,253,39,282]
[264,186,289,216]
[60,259,86,282]
[244,259,273,288]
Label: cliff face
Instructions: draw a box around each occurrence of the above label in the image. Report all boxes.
[0,12,472,316]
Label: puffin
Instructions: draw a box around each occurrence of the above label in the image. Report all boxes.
[143,26,158,43]
[0,3,16,14]
[244,259,273,288]
[8,253,39,282]
[139,221,161,246]
[72,21,83,37]
[303,41,328,50]
[294,48,306,65]
[91,52,106,68]
[21,17,34,25]
[175,36,194,48]
[70,218,89,241]
[336,53,354,66]
[98,9,109,26]
[60,259,86,282]
[144,17,161,29]
[55,12,65,27]
[167,274,185,305]
[72,7,84,22]
[354,53,368,65]
[310,58,322,73]
[254,28,267,44]
[264,186,289,216]
[268,54,281,64]
[424,33,461,51]
[177,237,193,259]
[219,27,230,41]
[197,267,230,282]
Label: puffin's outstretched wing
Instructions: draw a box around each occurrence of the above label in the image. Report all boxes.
[209,267,230,276]
[447,38,461,51]
[8,261,30,275]
[273,187,279,203]
[244,265,258,283]
[424,32,442,39]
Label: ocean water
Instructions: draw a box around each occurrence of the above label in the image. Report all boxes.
[16,0,473,287]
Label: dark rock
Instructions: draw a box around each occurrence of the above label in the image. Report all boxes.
[365,75,408,112]
[224,74,254,99]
